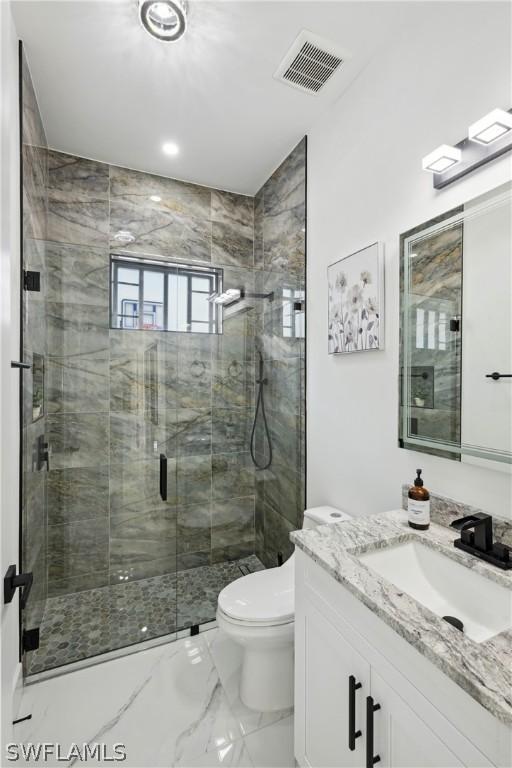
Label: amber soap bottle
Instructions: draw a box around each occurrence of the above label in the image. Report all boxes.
[407,469,430,530]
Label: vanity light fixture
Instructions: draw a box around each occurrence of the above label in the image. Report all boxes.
[468,108,512,146]
[162,141,179,156]
[138,0,187,42]
[423,107,512,189]
[422,144,461,174]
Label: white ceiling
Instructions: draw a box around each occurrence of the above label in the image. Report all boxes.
[13,0,414,195]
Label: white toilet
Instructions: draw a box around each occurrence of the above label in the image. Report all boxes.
[216,506,351,712]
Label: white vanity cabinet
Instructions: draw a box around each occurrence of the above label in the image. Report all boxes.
[295,551,511,768]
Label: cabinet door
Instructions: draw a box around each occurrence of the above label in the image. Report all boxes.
[370,670,464,768]
[301,600,370,767]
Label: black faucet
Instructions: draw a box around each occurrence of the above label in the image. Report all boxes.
[450,513,511,570]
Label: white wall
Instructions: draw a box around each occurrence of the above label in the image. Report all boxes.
[0,0,22,747]
[307,1,512,519]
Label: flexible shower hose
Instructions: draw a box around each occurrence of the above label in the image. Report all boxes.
[250,353,273,470]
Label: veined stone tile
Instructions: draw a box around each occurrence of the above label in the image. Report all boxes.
[211,189,253,237]
[212,221,253,269]
[46,242,109,306]
[212,358,255,409]
[48,412,109,469]
[47,569,110,599]
[109,165,211,261]
[48,150,109,203]
[110,506,178,571]
[212,407,251,454]
[262,138,306,217]
[47,354,109,414]
[176,408,212,457]
[212,452,255,501]
[48,200,109,246]
[177,454,212,506]
[177,503,212,554]
[47,517,109,583]
[110,411,173,464]
[109,165,211,221]
[109,458,178,514]
[211,496,255,551]
[109,555,178,585]
[48,466,109,525]
[177,342,213,409]
[47,301,109,357]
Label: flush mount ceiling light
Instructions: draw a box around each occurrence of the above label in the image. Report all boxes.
[422,144,461,174]
[139,0,187,43]
[114,230,136,245]
[150,195,162,202]
[162,141,179,156]
[468,108,512,145]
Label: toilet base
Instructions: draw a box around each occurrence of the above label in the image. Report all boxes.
[216,609,294,712]
[240,643,294,712]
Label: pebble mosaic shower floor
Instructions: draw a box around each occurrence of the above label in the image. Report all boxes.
[26,556,264,676]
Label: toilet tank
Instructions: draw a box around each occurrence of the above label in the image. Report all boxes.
[302,506,351,529]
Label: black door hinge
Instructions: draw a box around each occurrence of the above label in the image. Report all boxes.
[22,628,40,653]
[4,565,33,608]
[23,271,40,292]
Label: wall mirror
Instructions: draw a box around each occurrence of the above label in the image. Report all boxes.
[399,182,511,466]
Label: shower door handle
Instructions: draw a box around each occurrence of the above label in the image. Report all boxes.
[160,453,167,501]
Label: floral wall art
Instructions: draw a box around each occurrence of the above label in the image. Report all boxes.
[328,242,385,354]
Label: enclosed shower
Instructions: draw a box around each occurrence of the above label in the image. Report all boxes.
[20,47,306,676]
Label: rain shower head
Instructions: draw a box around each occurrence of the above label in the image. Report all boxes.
[208,288,244,306]
[208,288,274,308]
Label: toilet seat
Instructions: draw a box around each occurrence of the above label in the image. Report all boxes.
[217,606,293,629]
[217,567,294,625]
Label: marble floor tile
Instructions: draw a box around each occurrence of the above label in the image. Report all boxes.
[244,716,294,768]
[15,628,294,768]
[205,629,293,739]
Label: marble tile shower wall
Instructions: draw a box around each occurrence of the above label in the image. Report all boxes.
[254,139,306,568]
[42,152,263,597]
[21,49,49,633]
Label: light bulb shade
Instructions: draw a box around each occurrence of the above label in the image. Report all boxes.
[139,0,187,42]
[422,144,461,174]
[468,108,512,146]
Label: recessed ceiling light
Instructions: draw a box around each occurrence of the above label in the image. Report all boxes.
[114,230,136,244]
[150,195,162,202]
[422,144,461,174]
[139,0,187,42]
[162,141,179,157]
[468,108,512,145]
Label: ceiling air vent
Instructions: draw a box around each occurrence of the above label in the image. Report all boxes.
[274,30,348,95]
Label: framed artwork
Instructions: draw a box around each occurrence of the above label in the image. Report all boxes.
[328,242,385,354]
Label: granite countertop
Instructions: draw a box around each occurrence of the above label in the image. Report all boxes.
[291,510,512,726]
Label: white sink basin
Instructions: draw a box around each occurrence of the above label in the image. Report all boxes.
[359,541,512,643]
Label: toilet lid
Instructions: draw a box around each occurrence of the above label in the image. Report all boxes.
[218,567,294,623]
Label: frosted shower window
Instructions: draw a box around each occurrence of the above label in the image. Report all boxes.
[111,255,222,333]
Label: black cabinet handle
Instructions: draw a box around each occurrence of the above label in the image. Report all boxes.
[366,696,381,768]
[159,453,167,501]
[11,361,31,370]
[4,565,33,608]
[348,675,362,750]
[486,372,512,381]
